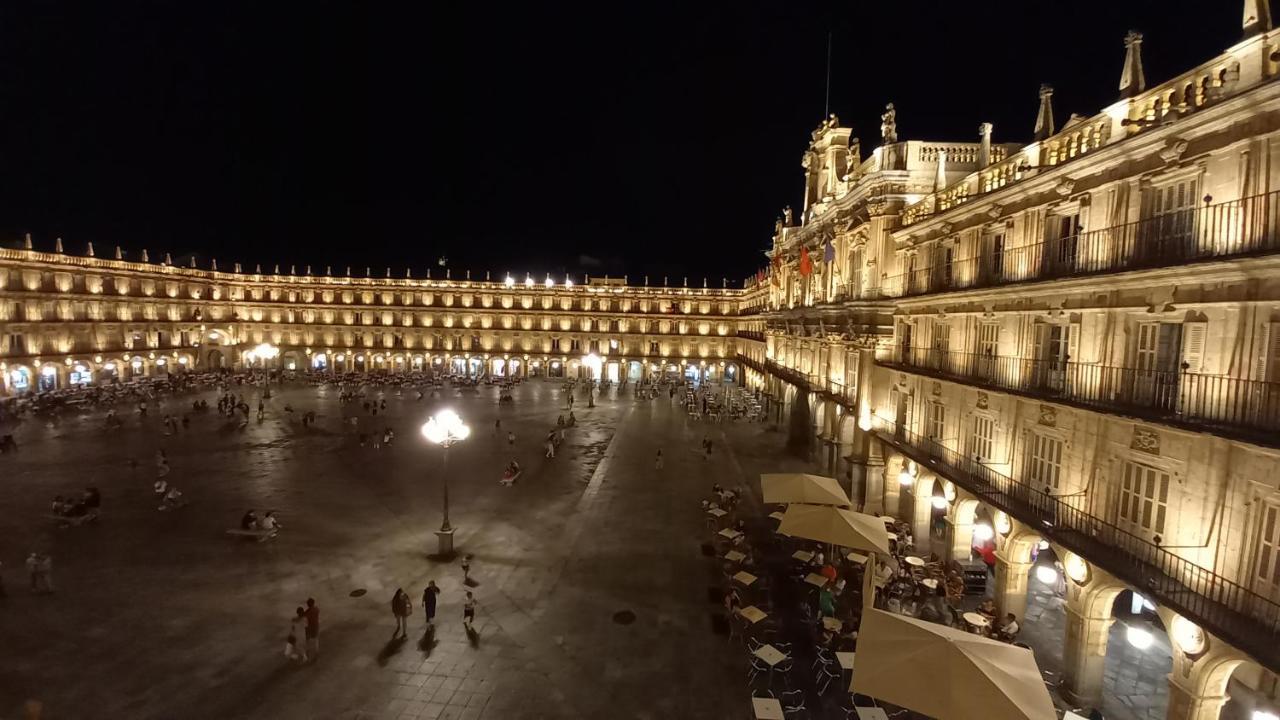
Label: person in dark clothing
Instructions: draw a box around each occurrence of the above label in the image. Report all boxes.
[391,588,412,638]
[423,581,441,628]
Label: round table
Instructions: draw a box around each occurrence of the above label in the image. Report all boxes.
[904,556,926,567]
[963,612,992,630]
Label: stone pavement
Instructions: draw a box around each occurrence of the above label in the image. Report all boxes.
[0,381,748,720]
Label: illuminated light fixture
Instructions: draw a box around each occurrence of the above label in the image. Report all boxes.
[41,366,57,376]
[64,357,73,365]
[504,275,515,287]
[156,357,167,366]
[545,276,554,287]
[858,411,873,432]
[178,357,188,365]
[94,355,103,363]
[1035,564,1058,586]
[335,354,345,362]
[565,277,573,287]
[994,511,1012,535]
[931,496,949,510]
[1064,553,1089,584]
[1037,539,1050,550]
[104,362,116,371]
[209,331,220,340]
[943,482,956,503]
[898,469,914,487]
[1170,615,1206,655]
[551,361,561,369]
[1251,711,1278,720]
[972,523,995,542]
[1125,626,1154,650]
[524,276,534,287]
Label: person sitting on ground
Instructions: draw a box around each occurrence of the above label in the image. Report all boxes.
[241,510,259,531]
[260,510,282,535]
[996,613,1020,641]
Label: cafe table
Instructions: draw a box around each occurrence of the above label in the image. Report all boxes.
[803,572,829,588]
[707,507,728,518]
[822,616,843,632]
[768,511,785,521]
[718,528,743,541]
[904,556,926,567]
[733,571,758,587]
[724,549,746,563]
[738,605,768,624]
[752,696,785,720]
[963,611,992,633]
[791,550,814,563]
[836,651,856,671]
[846,552,868,564]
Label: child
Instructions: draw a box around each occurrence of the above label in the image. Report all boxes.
[463,591,477,629]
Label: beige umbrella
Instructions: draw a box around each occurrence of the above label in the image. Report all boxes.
[851,609,1056,720]
[760,473,851,507]
[777,504,891,555]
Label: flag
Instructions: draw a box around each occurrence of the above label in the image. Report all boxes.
[799,247,813,276]
[771,253,783,285]
[824,237,835,263]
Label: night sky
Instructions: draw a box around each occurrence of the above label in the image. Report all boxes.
[0,1,1237,284]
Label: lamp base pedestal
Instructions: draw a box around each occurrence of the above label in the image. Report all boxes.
[433,529,456,559]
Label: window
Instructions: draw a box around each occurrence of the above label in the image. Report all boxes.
[1119,461,1170,536]
[649,341,659,354]
[589,340,600,354]
[6,333,25,355]
[1255,505,1280,594]
[1048,213,1080,273]
[970,416,994,463]
[570,338,581,352]
[926,401,945,441]
[179,331,191,347]
[985,233,1005,282]
[1144,177,1199,257]
[1027,433,1063,490]
[551,337,561,351]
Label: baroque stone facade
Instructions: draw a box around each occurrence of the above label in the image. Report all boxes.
[0,251,743,393]
[737,5,1280,720]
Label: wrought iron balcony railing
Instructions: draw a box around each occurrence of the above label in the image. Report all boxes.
[882,347,1280,447]
[882,189,1280,298]
[736,330,766,343]
[871,417,1280,672]
[736,354,857,408]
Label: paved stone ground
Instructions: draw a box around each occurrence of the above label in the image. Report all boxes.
[0,380,751,720]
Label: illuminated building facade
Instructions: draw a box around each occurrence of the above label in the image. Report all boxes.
[0,251,743,394]
[739,4,1280,719]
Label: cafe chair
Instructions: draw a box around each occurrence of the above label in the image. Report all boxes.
[817,662,842,695]
[780,689,807,718]
[747,656,772,686]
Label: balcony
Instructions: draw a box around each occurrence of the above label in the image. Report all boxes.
[882,347,1280,448]
[884,190,1280,298]
[737,354,857,407]
[871,417,1280,672]
[736,330,766,343]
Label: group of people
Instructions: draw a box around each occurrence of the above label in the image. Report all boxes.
[388,579,479,640]
[49,487,102,525]
[285,598,320,663]
[240,509,283,536]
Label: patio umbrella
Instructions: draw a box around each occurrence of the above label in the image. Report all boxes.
[777,504,891,555]
[851,609,1056,720]
[760,473,851,507]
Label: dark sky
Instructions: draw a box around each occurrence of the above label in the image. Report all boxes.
[0,1,1237,284]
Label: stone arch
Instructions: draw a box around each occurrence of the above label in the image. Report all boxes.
[281,350,305,372]
[206,348,226,370]
[942,495,981,562]
[4,363,34,394]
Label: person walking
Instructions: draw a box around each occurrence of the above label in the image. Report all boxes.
[290,607,309,662]
[304,598,320,660]
[25,552,40,593]
[461,555,473,585]
[506,431,515,447]
[462,591,478,630]
[655,449,664,470]
[391,588,412,638]
[423,581,440,629]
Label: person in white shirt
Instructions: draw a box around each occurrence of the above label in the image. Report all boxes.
[260,511,282,535]
[998,613,1020,640]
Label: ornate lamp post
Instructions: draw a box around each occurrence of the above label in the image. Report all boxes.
[421,409,470,556]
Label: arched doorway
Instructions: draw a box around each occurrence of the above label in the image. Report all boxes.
[37,364,61,392]
[207,349,226,369]
[311,352,329,371]
[6,365,32,394]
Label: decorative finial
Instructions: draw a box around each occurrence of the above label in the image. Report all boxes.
[189,256,196,268]
[485,270,491,281]
[114,246,123,260]
[164,252,172,265]
[405,268,411,278]
[290,264,296,275]
[1244,0,1273,37]
[385,267,391,278]
[141,249,150,263]
[466,270,471,280]
[644,275,649,286]
[446,269,451,279]
[255,263,262,274]
[702,277,708,288]
[211,258,218,271]
[273,264,280,274]
[1119,31,1146,99]
[978,123,994,168]
[345,266,351,276]
[23,233,32,250]
[305,265,311,275]
[234,262,242,273]
[365,266,371,277]
[325,265,331,276]
[934,149,948,192]
[683,277,688,287]
[86,242,95,257]
[1034,84,1055,141]
[54,237,64,253]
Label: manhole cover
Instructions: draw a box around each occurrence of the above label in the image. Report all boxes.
[612,610,636,625]
[349,588,367,598]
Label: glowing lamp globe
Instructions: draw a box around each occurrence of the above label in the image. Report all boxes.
[1035,565,1059,585]
[421,409,470,446]
[972,523,995,542]
[897,470,914,487]
[931,496,948,510]
[1125,626,1154,650]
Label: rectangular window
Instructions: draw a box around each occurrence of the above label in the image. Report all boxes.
[1027,433,1063,490]
[570,339,581,352]
[1119,461,1170,536]
[970,416,994,463]
[649,341,659,354]
[7,333,25,355]
[987,233,1005,282]
[926,401,945,441]
[179,331,191,347]
[1256,505,1280,593]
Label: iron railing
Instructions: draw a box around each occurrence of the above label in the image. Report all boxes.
[881,189,1280,298]
[736,330,766,343]
[872,416,1280,672]
[883,347,1280,446]
[736,354,858,408]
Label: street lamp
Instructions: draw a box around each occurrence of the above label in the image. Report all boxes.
[421,409,471,556]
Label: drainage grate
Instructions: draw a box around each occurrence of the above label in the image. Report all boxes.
[612,610,636,625]
[349,588,367,598]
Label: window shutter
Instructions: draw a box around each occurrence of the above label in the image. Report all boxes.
[1181,322,1207,373]
[1256,322,1280,382]
[1068,322,1081,363]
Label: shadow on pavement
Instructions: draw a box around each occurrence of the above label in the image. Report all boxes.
[376,635,407,667]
